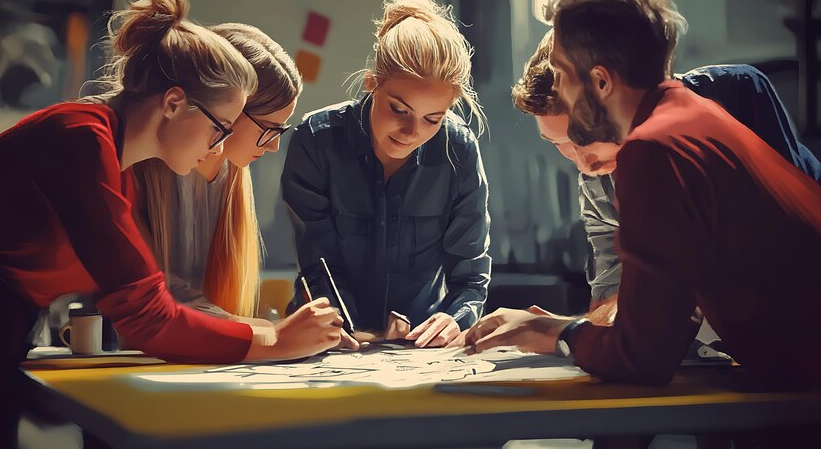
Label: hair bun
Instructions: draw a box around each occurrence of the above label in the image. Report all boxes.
[112,0,189,56]
[377,0,447,38]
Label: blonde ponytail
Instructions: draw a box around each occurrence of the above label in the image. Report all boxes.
[81,0,257,107]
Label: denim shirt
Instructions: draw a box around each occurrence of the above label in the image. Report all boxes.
[281,96,491,332]
[581,64,821,303]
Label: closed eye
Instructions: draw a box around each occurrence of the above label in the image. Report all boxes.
[390,104,408,115]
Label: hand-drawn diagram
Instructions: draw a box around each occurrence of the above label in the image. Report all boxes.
[129,344,586,391]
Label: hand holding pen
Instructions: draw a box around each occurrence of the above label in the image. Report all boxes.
[300,273,359,350]
[243,297,358,361]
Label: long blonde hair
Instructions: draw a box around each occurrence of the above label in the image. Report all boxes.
[202,24,302,317]
[351,0,486,135]
[134,23,302,317]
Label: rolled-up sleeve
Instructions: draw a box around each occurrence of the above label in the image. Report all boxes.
[571,142,700,386]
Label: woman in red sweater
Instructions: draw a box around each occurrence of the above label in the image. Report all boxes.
[0,1,345,444]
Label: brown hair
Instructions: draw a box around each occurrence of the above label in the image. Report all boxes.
[354,0,486,135]
[512,30,565,116]
[542,0,687,88]
[81,0,257,107]
[210,23,303,115]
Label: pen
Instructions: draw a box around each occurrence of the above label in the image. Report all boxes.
[319,257,356,334]
[300,276,313,304]
[390,310,411,325]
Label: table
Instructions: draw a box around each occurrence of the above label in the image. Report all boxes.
[19,351,821,449]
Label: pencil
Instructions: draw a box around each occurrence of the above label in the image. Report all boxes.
[319,257,356,334]
[300,276,313,304]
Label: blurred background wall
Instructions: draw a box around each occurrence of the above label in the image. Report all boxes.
[1,0,818,313]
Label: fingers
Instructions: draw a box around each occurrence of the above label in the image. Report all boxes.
[528,305,549,316]
[426,321,460,348]
[406,314,436,340]
[464,314,502,346]
[414,315,451,347]
[339,330,360,350]
[472,326,518,354]
[446,329,468,348]
[293,297,331,317]
[308,297,331,308]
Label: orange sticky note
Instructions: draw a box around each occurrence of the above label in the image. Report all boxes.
[295,50,321,83]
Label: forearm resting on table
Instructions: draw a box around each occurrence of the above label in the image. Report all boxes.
[243,325,280,361]
[586,294,618,326]
[230,315,276,327]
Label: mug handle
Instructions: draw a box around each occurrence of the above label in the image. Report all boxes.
[59,325,72,347]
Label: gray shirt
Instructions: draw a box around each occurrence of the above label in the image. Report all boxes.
[579,173,620,303]
[166,161,231,319]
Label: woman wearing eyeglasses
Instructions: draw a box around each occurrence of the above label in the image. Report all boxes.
[0,2,348,439]
[131,23,358,351]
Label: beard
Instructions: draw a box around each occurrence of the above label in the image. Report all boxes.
[566,82,621,147]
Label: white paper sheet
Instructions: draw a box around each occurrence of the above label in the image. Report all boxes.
[129,344,586,391]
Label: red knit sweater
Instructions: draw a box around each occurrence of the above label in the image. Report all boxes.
[0,103,251,364]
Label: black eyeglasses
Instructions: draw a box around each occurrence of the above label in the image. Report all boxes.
[244,111,292,147]
[191,101,234,150]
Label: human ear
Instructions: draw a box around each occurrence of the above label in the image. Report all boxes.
[590,65,614,100]
[162,86,188,119]
[363,72,378,92]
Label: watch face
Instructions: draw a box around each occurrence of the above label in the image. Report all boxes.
[556,339,571,358]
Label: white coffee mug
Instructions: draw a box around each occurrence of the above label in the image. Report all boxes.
[59,312,103,355]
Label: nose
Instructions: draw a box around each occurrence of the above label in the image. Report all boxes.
[399,118,418,140]
[210,142,225,156]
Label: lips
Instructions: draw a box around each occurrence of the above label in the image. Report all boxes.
[389,136,412,147]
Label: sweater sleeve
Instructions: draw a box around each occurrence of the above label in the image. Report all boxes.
[34,124,251,363]
[570,141,701,386]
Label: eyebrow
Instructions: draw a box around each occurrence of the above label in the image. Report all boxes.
[391,95,447,117]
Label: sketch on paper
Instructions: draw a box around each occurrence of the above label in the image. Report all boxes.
[128,344,586,391]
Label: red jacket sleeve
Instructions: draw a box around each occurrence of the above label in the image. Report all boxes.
[571,141,700,386]
[34,121,251,363]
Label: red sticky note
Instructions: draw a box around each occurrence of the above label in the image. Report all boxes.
[295,50,321,83]
[302,11,330,46]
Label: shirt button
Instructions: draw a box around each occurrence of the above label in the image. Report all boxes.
[380,220,386,226]
[391,216,397,222]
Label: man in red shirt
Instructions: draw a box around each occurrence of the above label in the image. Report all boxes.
[466,0,821,393]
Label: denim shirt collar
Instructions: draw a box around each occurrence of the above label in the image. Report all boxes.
[349,94,423,168]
